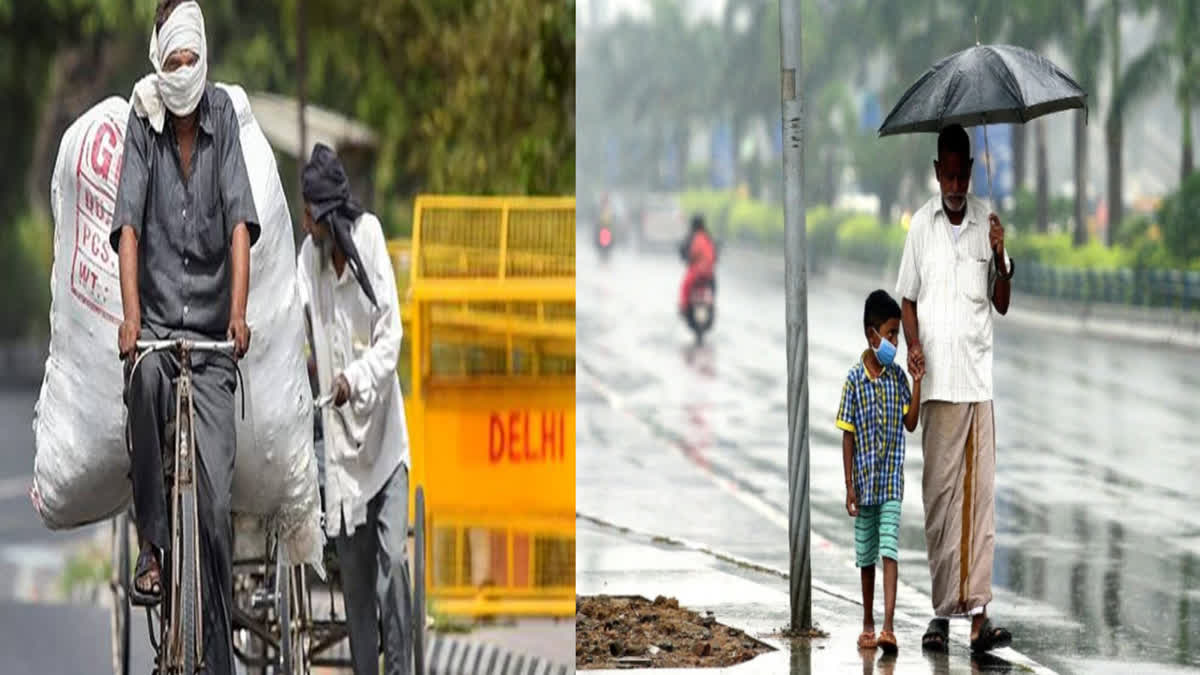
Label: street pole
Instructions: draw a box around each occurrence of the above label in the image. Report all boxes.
[778,0,811,631]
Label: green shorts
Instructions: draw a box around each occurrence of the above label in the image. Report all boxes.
[855,500,901,568]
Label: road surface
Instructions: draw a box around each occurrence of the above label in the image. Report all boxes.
[576,232,1200,674]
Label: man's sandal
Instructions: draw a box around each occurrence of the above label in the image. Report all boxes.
[877,630,899,655]
[130,549,162,607]
[922,618,950,653]
[857,631,878,650]
[970,618,1012,653]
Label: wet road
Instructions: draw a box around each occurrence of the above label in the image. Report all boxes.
[576,233,1200,674]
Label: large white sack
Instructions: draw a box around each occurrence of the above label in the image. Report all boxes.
[32,84,324,572]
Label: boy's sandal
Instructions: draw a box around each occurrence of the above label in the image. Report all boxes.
[970,618,1012,653]
[922,618,949,653]
[857,631,878,650]
[130,549,162,607]
[877,630,899,655]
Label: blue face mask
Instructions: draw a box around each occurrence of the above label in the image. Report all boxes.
[872,328,897,367]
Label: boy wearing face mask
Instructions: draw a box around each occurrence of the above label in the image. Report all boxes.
[836,289,922,655]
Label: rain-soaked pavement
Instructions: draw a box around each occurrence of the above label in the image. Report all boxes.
[576,230,1200,675]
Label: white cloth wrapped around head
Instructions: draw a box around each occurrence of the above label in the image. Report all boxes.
[130,1,208,133]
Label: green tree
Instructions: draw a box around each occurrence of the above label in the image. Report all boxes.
[1101,0,1164,242]
[1001,1,1076,234]
[717,0,777,195]
[1066,0,1105,247]
[1162,0,1200,179]
[0,0,574,338]
[290,0,573,201]
[1157,171,1200,263]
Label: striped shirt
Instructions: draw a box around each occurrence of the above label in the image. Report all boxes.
[895,194,1011,404]
[836,353,911,506]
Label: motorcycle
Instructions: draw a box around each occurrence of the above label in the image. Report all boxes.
[595,218,615,258]
[679,237,716,343]
[683,277,716,343]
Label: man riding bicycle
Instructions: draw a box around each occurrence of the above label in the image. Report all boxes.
[110,1,259,671]
[678,214,716,315]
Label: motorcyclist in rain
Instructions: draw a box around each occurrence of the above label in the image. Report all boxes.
[595,193,615,250]
[678,214,716,316]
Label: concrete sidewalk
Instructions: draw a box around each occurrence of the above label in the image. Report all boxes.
[576,518,1053,675]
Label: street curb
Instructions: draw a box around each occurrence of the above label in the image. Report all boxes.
[576,511,860,606]
[576,513,1058,675]
[426,634,570,675]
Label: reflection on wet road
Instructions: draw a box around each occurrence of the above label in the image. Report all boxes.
[577,235,1200,674]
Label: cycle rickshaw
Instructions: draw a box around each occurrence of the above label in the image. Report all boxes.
[110,341,426,675]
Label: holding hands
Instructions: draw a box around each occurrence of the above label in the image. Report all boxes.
[907,341,925,382]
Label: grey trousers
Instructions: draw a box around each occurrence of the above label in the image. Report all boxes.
[127,350,237,675]
[336,464,414,675]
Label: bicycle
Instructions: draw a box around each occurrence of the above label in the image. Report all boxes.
[121,338,241,674]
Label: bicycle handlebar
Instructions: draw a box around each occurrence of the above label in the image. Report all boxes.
[134,339,237,355]
[124,338,247,419]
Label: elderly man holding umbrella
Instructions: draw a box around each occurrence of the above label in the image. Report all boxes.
[879,42,1086,653]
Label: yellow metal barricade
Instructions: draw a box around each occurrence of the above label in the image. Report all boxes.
[387,238,415,396]
[403,195,574,617]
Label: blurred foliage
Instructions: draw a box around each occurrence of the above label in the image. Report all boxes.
[727,198,779,242]
[679,189,736,238]
[680,188,1200,283]
[1006,233,1135,269]
[1157,171,1200,263]
[834,214,907,271]
[585,0,1198,249]
[0,0,573,338]
[0,213,52,339]
[1008,188,1076,235]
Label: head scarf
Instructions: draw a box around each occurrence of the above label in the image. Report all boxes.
[302,144,379,308]
[131,1,208,133]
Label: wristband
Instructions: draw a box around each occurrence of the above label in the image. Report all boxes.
[995,253,1015,281]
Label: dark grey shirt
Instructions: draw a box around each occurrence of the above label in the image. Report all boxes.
[110,84,261,339]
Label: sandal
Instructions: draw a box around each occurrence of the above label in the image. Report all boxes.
[130,548,162,607]
[970,618,1012,653]
[922,618,949,653]
[857,630,878,650]
[877,629,898,655]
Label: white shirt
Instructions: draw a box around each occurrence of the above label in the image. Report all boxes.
[297,212,409,537]
[895,194,1011,404]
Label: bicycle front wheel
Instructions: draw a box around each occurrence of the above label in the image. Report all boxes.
[178,490,200,674]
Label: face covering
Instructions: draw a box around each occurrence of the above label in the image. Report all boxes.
[130,1,208,133]
[315,232,334,268]
[872,327,897,367]
[302,144,379,308]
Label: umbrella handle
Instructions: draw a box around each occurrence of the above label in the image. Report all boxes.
[982,117,994,212]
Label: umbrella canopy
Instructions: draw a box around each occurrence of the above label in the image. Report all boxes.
[878,44,1087,137]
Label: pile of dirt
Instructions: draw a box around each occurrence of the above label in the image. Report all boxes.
[576,594,772,669]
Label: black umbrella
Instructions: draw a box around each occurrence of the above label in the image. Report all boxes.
[878,42,1087,202]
